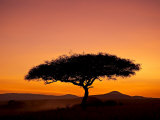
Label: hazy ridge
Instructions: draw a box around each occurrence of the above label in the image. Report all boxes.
[0,91,151,101]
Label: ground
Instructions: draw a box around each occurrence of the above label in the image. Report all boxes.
[0,98,160,120]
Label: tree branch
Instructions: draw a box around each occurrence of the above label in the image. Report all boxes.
[71,81,81,86]
[87,77,97,86]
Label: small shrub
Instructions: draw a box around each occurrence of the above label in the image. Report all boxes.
[104,100,117,106]
[86,97,103,106]
[7,100,24,108]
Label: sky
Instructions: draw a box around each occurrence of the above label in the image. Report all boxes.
[0,0,160,97]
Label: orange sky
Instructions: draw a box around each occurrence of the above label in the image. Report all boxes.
[0,0,160,97]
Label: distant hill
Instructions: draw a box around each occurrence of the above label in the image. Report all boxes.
[0,91,149,101]
[0,93,78,101]
[91,91,147,100]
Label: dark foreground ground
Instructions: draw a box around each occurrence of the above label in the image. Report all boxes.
[0,98,160,120]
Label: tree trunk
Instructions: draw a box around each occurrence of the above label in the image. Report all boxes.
[81,87,89,108]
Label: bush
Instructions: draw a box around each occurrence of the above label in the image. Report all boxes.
[7,100,24,108]
[104,100,117,106]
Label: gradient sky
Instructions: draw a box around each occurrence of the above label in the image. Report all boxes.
[0,0,160,97]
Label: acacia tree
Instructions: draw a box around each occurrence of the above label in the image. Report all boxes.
[25,53,140,106]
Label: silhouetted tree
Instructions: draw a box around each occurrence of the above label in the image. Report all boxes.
[25,53,140,107]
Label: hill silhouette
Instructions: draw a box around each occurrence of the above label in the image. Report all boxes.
[92,91,147,100]
[0,91,148,101]
[0,93,78,101]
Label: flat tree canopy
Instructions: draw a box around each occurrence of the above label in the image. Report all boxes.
[25,53,140,106]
